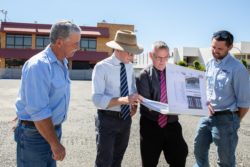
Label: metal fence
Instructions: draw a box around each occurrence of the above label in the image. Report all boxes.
[0,68,93,80]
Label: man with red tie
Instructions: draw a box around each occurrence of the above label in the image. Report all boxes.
[136,41,188,167]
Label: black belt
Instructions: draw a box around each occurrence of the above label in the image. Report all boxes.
[20,120,61,129]
[98,109,124,119]
[213,110,239,116]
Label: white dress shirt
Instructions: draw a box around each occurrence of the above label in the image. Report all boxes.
[92,53,137,112]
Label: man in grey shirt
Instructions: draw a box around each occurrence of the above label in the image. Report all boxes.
[194,30,250,167]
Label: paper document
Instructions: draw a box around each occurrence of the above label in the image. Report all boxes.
[140,64,209,117]
[141,98,169,114]
[165,63,209,116]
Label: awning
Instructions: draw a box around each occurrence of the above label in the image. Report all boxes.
[37,28,51,34]
[3,27,36,33]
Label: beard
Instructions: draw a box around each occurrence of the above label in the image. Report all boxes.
[213,51,228,60]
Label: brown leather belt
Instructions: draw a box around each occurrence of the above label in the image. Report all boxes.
[20,120,61,129]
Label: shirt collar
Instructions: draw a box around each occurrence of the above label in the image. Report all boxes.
[45,45,68,65]
[111,53,122,65]
[214,53,231,66]
[153,66,166,74]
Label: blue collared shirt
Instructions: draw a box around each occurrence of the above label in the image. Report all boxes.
[92,53,137,111]
[15,46,71,125]
[206,54,250,111]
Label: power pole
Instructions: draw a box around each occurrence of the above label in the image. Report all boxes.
[0,9,8,22]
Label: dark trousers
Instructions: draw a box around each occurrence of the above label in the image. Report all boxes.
[95,111,132,167]
[140,116,188,167]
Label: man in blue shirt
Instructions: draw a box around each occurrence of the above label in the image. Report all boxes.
[14,20,81,167]
[194,30,250,167]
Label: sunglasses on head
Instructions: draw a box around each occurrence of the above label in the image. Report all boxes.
[213,31,231,40]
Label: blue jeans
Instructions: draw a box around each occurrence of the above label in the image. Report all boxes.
[14,123,62,167]
[193,113,240,167]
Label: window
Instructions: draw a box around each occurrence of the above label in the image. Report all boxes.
[36,36,50,49]
[247,55,250,60]
[72,61,91,69]
[5,58,26,69]
[6,34,32,48]
[80,38,96,51]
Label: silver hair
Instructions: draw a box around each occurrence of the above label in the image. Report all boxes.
[50,20,81,44]
[152,41,169,51]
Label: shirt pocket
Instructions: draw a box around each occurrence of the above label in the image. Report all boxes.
[216,71,230,89]
[51,79,67,95]
[206,72,214,90]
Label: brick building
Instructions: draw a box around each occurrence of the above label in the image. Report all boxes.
[0,21,134,69]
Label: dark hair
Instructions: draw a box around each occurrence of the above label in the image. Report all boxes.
[212,30,234,47]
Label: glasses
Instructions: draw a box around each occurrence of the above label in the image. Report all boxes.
[153,54,168,61]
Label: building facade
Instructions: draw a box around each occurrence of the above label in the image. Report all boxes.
[134,42,250,72]
[0,21,134,69]
[172,42,250,69]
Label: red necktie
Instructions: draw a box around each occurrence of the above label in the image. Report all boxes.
[158,71,168,128]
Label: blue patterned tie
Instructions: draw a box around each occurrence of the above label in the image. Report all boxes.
[120,63,130,120]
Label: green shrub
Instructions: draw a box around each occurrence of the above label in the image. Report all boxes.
[241,59,248,69]
[177,60,187,67]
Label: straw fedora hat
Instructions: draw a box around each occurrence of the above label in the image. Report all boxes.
[106,30,144,55]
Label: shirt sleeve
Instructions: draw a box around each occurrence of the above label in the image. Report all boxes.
[233,65,250,108]
[136,69,155,112]
[136,69,151,99]
[23,61,52,121]
[91,64,113,109]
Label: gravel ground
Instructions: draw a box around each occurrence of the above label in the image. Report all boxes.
[0,79,249,167]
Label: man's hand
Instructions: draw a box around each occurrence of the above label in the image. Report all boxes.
[127,93,140,105]
[51,142,66,161]
[11,117,18,131]
[108,93,141,108]
[238,108,249,121]
[34,118,66,161]
[138,95,144,102]
[130,104,138,117]
[207,101,214,116]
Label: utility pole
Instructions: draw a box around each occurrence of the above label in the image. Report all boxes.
[0,9,8,22]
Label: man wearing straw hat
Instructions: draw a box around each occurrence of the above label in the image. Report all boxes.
[92,30,143,167]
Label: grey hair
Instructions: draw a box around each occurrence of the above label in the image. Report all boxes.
[50,20,81,44]
[152,41,169,51]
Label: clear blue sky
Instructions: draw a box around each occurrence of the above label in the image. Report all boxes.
[1,0,250,52]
